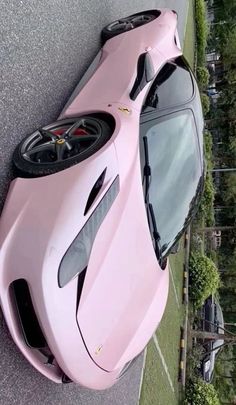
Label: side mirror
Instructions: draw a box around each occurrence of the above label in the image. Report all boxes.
[170,241,180,254]
[130,52,155,101]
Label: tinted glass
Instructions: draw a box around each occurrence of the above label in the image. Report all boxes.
[142,57,194,113]
[143,110,202,255]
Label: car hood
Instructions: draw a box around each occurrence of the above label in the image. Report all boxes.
[77,156,169,372]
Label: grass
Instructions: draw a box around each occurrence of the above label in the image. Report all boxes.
[139,246,185,405]
[140,340,177,405]
[195,0,209,67]
[156,250,185,390]
[183,0,196,70]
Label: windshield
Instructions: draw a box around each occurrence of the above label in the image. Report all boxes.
[142,110,202,256]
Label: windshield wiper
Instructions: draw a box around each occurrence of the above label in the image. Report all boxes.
[142,137,165,268]
[143,136,151,202]
[146,202,164,267]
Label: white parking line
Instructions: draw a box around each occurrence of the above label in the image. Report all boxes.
[138,347,147,402]
[153,334,175,393]
[169,265,180,308]
[183,0,190,41]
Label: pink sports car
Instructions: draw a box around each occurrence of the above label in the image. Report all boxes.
[0,9,204,389]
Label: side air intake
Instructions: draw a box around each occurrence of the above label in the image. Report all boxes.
[12,279,47,348]
[84,168,107,215]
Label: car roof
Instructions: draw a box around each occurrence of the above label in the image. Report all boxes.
[140,64,204,164]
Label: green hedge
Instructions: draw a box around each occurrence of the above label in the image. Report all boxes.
[185,380,220,405]
[201,93,210,115]
[198,131,215,225]
[189,252,220,308]
[195,0,209,66]
[199,172,215,226]
[187,345,205,381]
[204,130,213,169]
[197,66,210,89]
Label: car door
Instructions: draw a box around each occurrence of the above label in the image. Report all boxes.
[140,55,195,119]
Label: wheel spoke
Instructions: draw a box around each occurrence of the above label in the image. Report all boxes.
[131,16,145,22]
[63,119,85,138]
[117,19,133,30]
[125,22,134,30]
[55,142,67,161]
[23,142,55,158]
[65,141,73,151]
[40,129,58,141]
[131,15,152,27]
[107,14,154,33]
[70,134,98,142]
[108,21,127,32]
[62,118,102,139]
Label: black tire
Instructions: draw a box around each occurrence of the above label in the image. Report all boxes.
[13,116,111,178]
[101,11,158,43]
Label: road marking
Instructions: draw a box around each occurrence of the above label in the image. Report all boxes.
[169,265,180,308]
[183,0,190,42]
[153,334,175,393]
[138,347,147,403]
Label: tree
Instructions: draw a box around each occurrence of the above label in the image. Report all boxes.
[198,226,236,232]
[221,28,236,66]
[191,330,236,346]
[222,173,236,204]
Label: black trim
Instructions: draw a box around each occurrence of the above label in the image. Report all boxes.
[62,374,73,384]
[76,268,87,310]
[84,168,107,215]
[58,175,120,288]
[12,279,47,349]
[130,53,155,101]
[131,9,161,18]
[140,56,198,122]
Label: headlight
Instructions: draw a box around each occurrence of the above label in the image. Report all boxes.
[58,176,119,287]
[204,359,211,373]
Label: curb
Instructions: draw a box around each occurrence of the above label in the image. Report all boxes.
[182,264,188,305]
[179,226,191,387]
[178,327,186,382]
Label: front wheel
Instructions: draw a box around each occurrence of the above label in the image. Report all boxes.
[13,116,111,177]
[101,11,158,42]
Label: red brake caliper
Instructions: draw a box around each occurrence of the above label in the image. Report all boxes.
[73,129,89,136]
[53,128,89,137]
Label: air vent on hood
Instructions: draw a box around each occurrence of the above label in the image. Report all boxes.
[84,168,107,215]
[58,175,120,288]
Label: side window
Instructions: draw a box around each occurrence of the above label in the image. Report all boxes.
[142,56,194,113]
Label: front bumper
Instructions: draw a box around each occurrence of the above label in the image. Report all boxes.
[0,249,121,389]
[0,280,63,383]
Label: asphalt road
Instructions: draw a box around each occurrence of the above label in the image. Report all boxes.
[0,1,188,404]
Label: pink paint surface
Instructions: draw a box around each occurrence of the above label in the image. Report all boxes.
[0,9,181,389]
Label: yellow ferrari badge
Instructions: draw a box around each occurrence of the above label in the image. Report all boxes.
[95,345,103,355]
[56,138,65,144]
[118,107,131,114]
